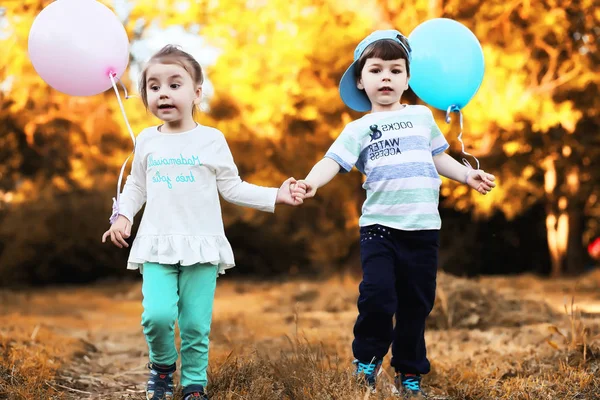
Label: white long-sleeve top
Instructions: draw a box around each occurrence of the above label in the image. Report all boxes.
[117,124,279,274]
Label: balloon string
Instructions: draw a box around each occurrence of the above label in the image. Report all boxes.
[445,105,479,171]
[109,72,136,146]
[116,76,131,99]
[109,72,136,224]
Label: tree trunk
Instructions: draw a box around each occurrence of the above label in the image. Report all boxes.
[545,207,568,277]
[543,159,588,276]
[565,203,586,274]
[544,156,568,277]
[565,167,586,274]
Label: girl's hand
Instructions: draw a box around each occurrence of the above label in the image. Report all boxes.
[102,215,132,248]
[466,169,496,195]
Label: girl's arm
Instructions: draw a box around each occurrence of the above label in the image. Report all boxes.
[102,149,146,247]
[433,152,496,194]
[214,135,280,212]
[118,150,147,223]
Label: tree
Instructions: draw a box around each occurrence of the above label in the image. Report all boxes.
[1,0,597,283]
[0,0,140,282]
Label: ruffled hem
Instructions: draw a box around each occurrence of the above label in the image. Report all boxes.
[126,234,235,275]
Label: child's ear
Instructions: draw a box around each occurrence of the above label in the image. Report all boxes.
[357,79,364,90]
[193,86,203,105]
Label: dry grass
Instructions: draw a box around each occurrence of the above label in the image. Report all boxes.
[208,339,368,400]
[0,314,85,399]
[430,273,559,330]
[1,272,600,399]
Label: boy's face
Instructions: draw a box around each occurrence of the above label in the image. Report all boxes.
[357,58,409,112]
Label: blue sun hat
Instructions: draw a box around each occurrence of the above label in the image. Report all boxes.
[339,30,412,112]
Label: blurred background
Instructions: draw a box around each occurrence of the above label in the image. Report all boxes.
[0,0,599,288]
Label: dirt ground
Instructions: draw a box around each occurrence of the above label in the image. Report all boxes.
[1,271,600,399]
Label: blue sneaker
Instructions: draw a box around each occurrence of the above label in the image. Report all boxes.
[183,384,209,400]
[146,362,176,400]
[395,373,427,399]
[353,358,383,390]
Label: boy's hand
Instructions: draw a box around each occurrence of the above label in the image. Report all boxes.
[466,169,496,195]
[291,179,316,202]
[102,215,132,248]
[277,177,306,206]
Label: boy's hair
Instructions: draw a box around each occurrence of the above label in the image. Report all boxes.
[354,38,411,80]
[139,45,204,108]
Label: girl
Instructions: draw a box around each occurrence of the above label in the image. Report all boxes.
[102,45,306,400]
[292,30,495,398]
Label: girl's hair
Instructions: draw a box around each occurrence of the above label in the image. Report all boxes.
[139,45,204,108]
[355,37,412,79]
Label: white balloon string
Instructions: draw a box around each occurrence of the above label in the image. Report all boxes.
[445,105,479,171]
[115,74,141,101]
[108,72,136,224]
[117,76,130,99]
[109,72,136,146]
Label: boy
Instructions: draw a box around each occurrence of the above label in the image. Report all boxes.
[292,30,495,398]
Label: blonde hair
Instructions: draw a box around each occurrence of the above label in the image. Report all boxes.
[139,45,204,109]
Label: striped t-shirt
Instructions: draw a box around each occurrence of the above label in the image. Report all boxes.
[325,105,449,231]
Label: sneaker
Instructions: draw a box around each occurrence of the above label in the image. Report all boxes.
[146,362,176,400]
[395,373,427,399]
[353,358,383,390]
[183,384,209,400]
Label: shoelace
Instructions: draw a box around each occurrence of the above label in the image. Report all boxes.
[185,393,205,400]
[356,362,378,375]
[402,377,421,391]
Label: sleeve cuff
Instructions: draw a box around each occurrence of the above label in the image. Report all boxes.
[324,153,351,173]
[432,143,450,156]
[117,200,134,224]
[265,187,279,213]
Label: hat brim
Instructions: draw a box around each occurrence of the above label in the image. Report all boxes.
[339,62,372,113]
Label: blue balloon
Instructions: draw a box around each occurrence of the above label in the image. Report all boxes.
[408,18,484,111]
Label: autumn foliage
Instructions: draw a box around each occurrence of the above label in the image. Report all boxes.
[0,0,599,284]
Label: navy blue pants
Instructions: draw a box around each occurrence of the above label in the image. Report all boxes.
[352,224,439,375]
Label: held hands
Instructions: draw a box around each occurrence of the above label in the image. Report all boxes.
[101,215,132,248]
[276,177,309,206]
[277,177,318,206]
[466,169,496,195]
[291,179,316,203]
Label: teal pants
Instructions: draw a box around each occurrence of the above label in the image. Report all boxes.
[141,262,218,388]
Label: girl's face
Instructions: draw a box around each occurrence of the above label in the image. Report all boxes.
[145,63,202,126]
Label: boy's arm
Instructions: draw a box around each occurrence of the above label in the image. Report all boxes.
[294,122,359,200]
[432,152,470,183]
[297,157,341,198]
[433,152,496,194]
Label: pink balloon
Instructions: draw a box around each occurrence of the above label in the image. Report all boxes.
[28,0,129,97]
